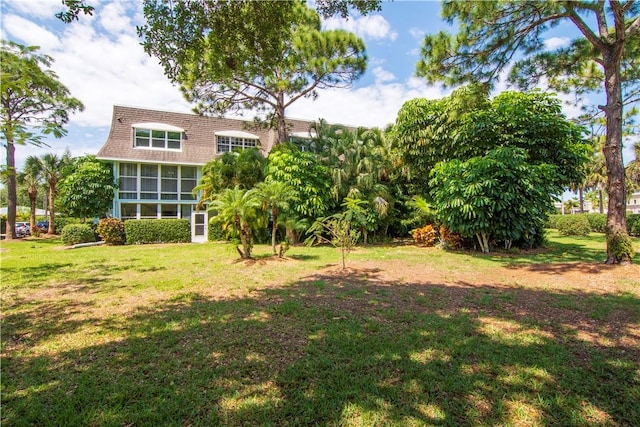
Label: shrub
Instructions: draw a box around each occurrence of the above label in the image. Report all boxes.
[585,213,607,233]
[61,224,96,246]
[54,217,81,234]
[439,226,463,250]
[627,214,640,237]
[546,214,562,229]
[97,218,126,245]
[556,215,591,236]
[125,219,191,244]
[607,229,635,263]
[209,221,227,241]
[413,224,438,247]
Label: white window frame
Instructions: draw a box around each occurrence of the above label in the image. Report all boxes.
[133,122,184,151]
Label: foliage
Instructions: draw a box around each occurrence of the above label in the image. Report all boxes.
[430,147,558,253]
[209,186,263,259]
[627,214,640,237]
[391,88,589,193]
[124,219,191,245]
[58,156,116,220]
[0,41,83,238]
[61,223,95,246]
[265,144,332,220]
[584,214,608,234]
[414,1,639,263]
[39,151,73,234]
[194,148,266,209]
[306,214,360,270]
[140,1,366,142]
[547,214,562,230]
[255,180,295,255]
[412,224,438,247]
[53,217,80,234]
[96,218,126,246]
[556,215,592,237]
[17,155,43,235]
[57,0,94,22]
[438,226,463,250]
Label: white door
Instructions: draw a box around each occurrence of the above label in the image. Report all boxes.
[191,212,208,243]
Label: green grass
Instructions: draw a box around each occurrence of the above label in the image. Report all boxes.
[2,233,639,426]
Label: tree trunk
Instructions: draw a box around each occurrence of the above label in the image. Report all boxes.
[476,232,490,253]
[28,185,38,236]
[598,187,604,214]
[5,141,18,239]
[578,188,584,213]
[47,182,56,234]
[601,47,630,264]
[271,208,278,255]
[275,93,288,143]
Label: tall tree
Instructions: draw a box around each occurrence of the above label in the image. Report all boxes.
[0,41,83,239]
[36,151,72,235]
[416,1,639,263]
[139,0,367,142]
[17,156,43,235]
[255,180,296,255]
[58,156,117,221]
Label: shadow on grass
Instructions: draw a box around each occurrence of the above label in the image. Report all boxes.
[3,268,639,426]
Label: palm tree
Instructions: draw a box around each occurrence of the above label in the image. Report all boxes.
[626,141,640,195]
[17,156,43,235]
[255,180,295,255]
[209,186,262,259]
[37,151,71,234]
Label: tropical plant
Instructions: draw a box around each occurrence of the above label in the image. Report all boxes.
[35,151,72,234]
[17,156,43,235]
[1,40,83,238]
[208,186,262,259]
[58,156,116,221]
[415,1,640,263]
[255,180,296,255]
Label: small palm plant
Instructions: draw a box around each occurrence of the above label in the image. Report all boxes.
[255,180,295,255]
[209,186,262,259]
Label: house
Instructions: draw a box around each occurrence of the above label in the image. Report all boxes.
[628,191,640,214]
[96,105,317,242]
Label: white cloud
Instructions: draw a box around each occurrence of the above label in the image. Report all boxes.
[323,15,398,41]
[409,27,426,40]
[372,66,396,83]
[2,14,60,50]
[544,36,571,50]
[5,0,61,19]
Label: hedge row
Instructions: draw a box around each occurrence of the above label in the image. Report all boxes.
[548,213,640,236]
[124,219,191,244]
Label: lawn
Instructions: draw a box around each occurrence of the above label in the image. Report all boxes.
[2,232,639,426]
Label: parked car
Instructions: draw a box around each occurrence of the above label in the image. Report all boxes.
[36,220,49,233]
[15,222,30,237]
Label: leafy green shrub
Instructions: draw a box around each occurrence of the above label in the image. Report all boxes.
[61,224,96,246]
[584,213,607,233]
[627,214,640,237]
[556,215,591,236]
[439,226,463,250]
[97,218,126,245]
[413,224,438,247]
[54,217,81,234]
[125,219,191,244]
[546,214,562,229]
[208,221,226,241]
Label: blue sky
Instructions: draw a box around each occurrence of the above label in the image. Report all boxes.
[0,0,635,171]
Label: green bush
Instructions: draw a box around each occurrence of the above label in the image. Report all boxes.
[556,215,591,236]
[125,219,191,244]
[54,217,81,234]
[97,218,126,245]
[61,224,96,246]
[628,214,640,237]
[607,229,635,262]
[584,213,607,233]
[208,221,227,241]
[546,214,562,229]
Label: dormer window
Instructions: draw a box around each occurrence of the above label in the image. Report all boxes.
[215,130,259,153]
[133,122,184,151]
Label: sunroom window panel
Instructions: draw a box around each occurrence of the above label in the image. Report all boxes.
[162,166,178,178]
[181,166,196,179]
[120,163,137,176]
[121,203,137,220]
[140,203,157,218]
[141,165,158,177]
[161,204,179,218]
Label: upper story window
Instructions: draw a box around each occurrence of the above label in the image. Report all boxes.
[289,131,317,152]
[133,122,184,151]
[215,130,259,153]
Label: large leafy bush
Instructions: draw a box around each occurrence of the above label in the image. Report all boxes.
[61,224,96,245]
[125,219,191,244]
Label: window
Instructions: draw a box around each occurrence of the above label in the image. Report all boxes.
[216,134,258,153]
[181,166,197,200]
[161,204,179,218]
[134,126,182,150]
[140,203,157,218]
[140,164,158,200]
[161,166,178,200]
[119,163,137,199]
[121,203,137,220]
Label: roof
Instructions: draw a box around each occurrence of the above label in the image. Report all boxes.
[96,106,320,165]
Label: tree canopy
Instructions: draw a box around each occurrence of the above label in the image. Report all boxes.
[1,40,83,238]
[58,156,116,221]
[415,0,640,263]
[139,0,367,142]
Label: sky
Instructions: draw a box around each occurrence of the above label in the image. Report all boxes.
[0,0,636,172]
